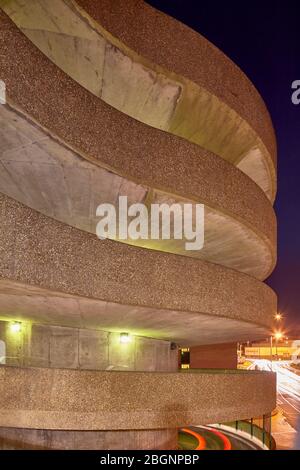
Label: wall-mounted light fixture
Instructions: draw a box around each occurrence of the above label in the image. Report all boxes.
[120,332,132,344]
[9,322,22,333]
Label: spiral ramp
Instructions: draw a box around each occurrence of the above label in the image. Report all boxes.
[0,0,276,450]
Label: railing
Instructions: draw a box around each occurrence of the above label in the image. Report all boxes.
[220,417,276,450]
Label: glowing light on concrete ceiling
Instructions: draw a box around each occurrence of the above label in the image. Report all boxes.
[9,322,22,333]
[120,332,132,344]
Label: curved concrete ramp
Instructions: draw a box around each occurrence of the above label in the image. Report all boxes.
[0,103,275,279]
[0,0,277,448]
[0,366,276,430]
[0,0,276,201]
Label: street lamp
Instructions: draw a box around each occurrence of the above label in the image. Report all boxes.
[275,313,283,322]
[270,331,284,369]
[274,332,283,341]
[274,332,283,360]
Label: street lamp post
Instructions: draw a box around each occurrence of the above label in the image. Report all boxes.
[271,331,284,369]
[270,313,284,370]
[270,335,273,371]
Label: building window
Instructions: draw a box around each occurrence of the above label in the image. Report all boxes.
[180,348,190,369]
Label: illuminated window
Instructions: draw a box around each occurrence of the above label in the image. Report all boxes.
[180,348,190,368]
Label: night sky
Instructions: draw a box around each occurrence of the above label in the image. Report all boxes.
[148,0,300,329]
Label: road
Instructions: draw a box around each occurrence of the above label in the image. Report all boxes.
[179,426,262,450]
[252,359,300,449]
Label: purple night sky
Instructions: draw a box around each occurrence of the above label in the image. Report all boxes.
[148,0,300,330]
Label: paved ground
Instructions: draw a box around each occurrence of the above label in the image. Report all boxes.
[252,360,300,450]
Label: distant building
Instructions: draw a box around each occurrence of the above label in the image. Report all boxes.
[245,341,300,360]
